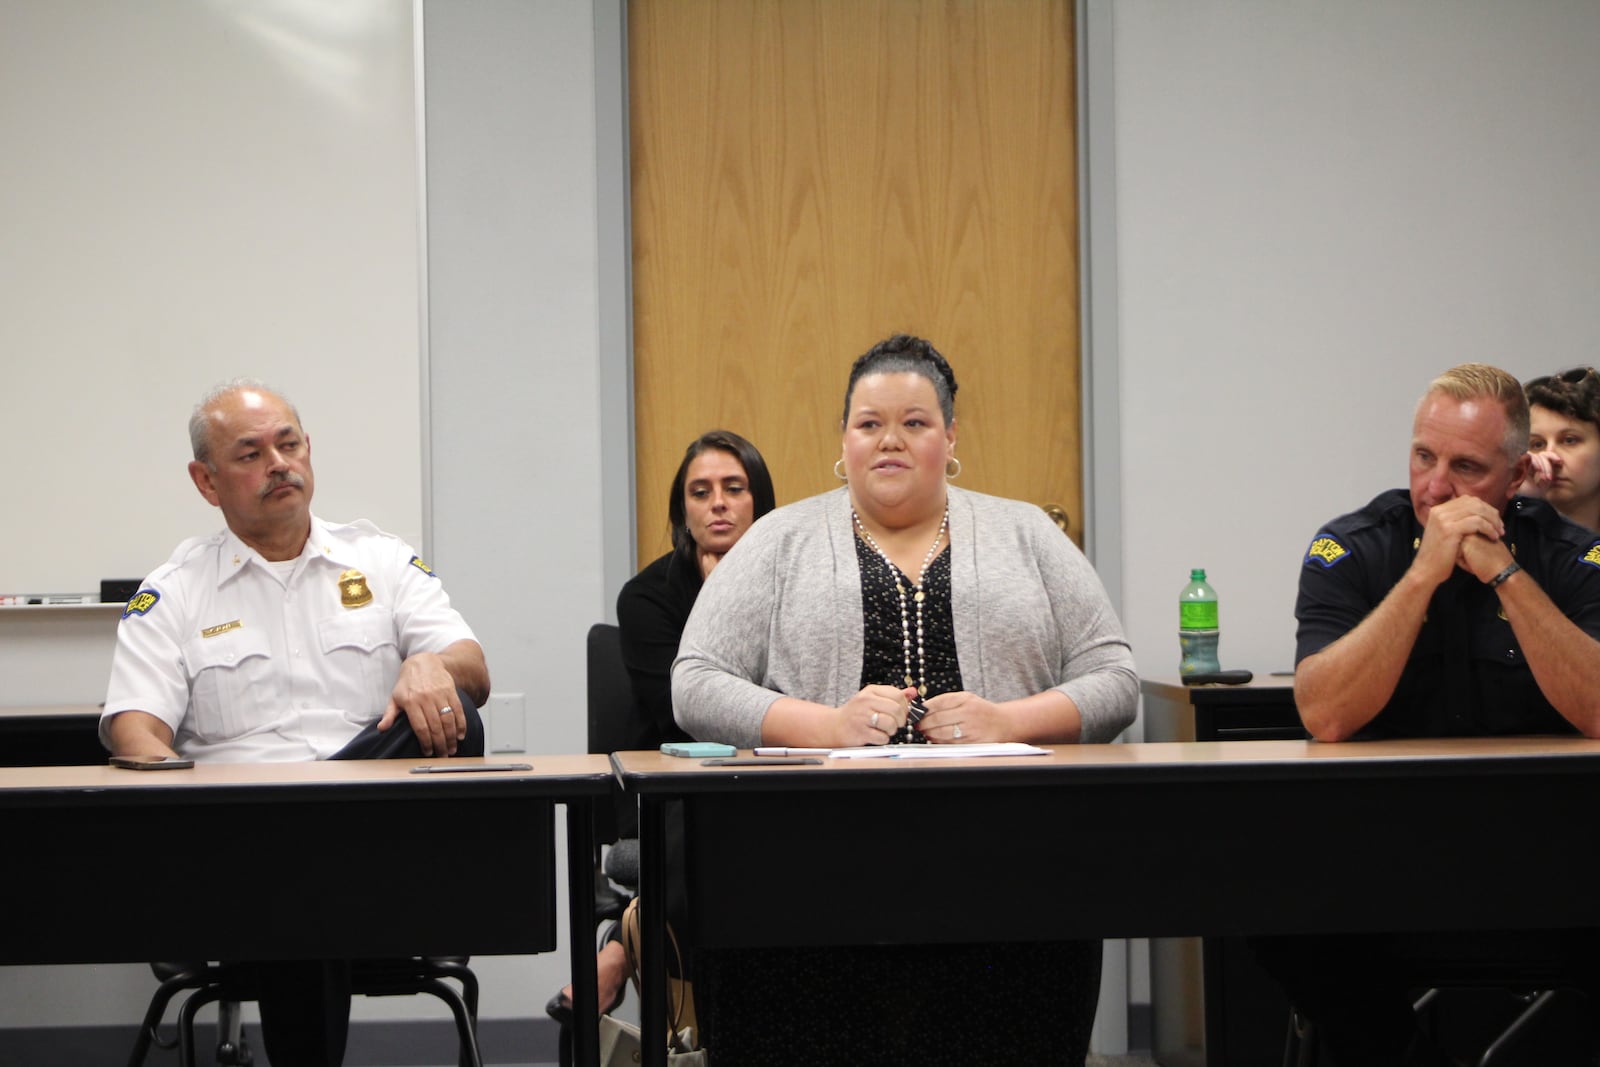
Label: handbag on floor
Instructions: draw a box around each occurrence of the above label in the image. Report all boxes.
[598,1012,708,1066]
[618,896,703,1062]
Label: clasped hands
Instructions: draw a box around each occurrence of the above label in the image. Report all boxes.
[838,684,1002,746]
[1415,496,1515,587]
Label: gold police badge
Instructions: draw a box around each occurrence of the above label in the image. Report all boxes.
[339,569,373,608]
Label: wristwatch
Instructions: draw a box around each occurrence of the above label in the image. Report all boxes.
[1488,561,1522,589]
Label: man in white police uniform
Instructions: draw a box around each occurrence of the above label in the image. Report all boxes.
[103,378,490,1065]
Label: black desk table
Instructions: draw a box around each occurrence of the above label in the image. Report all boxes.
[1141,676,1303,1065]
[616,738,1600,1067]
[0,704,105,766]
[0,756,614,1067]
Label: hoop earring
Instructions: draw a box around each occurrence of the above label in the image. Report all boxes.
[946,457,962,479]
[833,459,848,481]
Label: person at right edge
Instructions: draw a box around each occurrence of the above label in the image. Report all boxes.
[1254,363,1600,1066]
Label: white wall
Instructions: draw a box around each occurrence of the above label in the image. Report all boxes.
[0,0,424,597]
[418,0,607,1023]
[1113,0,1600,694]
[0,0,608,1033]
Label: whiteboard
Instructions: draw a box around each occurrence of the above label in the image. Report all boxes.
[0,0,423,597]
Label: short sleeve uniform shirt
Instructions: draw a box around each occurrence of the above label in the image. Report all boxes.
[1295,489,1600,738]
[102,515,476,762]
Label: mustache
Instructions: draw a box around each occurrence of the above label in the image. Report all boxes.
[259,472,306,499]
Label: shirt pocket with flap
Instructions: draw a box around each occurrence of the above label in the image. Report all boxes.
[317,608,402,726]
[182,627,279,743]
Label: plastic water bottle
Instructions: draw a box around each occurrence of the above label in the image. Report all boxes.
[1179,568,1221,677]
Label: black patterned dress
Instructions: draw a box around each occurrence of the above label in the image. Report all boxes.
[692,538,1102,1066]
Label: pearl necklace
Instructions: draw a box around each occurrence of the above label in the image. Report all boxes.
[852,505,950,700]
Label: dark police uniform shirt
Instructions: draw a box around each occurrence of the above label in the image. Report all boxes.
[1296,489,1600,739]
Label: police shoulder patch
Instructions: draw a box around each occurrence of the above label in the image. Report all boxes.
[1305,535,1350,569]
[123,590,161,618]
[1581,542,1600,570]
[409,556,437,577]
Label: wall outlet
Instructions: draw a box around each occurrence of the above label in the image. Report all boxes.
[485,692,526,753]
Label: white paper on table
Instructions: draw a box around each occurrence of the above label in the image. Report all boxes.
[826,742,1049,759]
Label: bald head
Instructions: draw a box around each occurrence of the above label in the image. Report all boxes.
[190,378,303,469]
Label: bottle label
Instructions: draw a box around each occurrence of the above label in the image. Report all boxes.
[1180,602,1218,629]
[1179,630,1221,676]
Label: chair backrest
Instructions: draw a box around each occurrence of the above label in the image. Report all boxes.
[587,622,642,842]
[587,623,645,753]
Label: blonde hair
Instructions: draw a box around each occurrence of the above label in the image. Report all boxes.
[1421,363,1529,462]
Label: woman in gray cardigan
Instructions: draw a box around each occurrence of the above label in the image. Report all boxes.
[670,335,1137,1065]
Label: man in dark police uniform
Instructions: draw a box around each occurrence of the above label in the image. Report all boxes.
[1259,363,1600,1066]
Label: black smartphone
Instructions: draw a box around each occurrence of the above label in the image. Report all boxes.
[109,755,195,771]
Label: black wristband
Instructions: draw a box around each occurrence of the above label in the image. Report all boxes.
[1488,561,1522,589]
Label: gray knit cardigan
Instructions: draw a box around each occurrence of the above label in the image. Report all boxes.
[672,485,1138,749]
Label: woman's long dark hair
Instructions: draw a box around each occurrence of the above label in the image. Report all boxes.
[667,430,776,572]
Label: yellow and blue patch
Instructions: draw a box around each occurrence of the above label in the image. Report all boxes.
[123,590,160,618]
[1305,535,1349,569]
[1581,542,1600,569]
[408,556,437,578]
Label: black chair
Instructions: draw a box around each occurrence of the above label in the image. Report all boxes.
[129,703,489,1067]
[546,623,646,1067]
[128,956,482,1067]
[587,622,645,904]
[1283,970,1586,1067]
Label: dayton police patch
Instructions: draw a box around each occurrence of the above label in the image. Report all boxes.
[409,556,437,577]
[1305,536,1350,568]
[123,590,160,618]
[1582,543,1600,569]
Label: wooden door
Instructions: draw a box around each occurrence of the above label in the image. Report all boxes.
[629,0,1080,566]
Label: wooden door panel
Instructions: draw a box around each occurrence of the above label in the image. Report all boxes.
[630,0,1078,564]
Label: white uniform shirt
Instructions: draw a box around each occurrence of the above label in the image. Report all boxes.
[102,516,478,762]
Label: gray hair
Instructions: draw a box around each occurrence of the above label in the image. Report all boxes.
[189,377,302,467]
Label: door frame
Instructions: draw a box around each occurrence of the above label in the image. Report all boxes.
[591,0,1124,617]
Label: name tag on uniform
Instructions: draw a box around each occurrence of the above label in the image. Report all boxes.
[201,619,243,639]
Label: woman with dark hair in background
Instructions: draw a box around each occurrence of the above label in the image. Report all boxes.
[621,430,777,748]
[1522,367,1600,531]
[547,430,775,1052]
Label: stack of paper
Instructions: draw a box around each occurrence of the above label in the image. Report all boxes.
[827,742,1049,759]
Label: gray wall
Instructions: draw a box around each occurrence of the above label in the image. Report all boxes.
[5,0,1600,1050]
[1113,1,1600,690]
